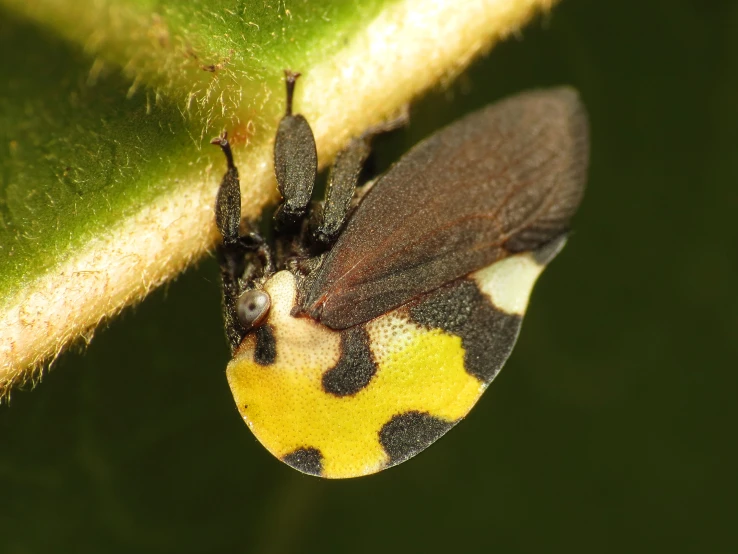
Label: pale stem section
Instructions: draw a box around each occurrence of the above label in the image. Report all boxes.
[0,0,557,395]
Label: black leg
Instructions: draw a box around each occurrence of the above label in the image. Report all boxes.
[310,136,372,247]
[273,71,318,232]
[310,107,410,249]
[211,132,273,352]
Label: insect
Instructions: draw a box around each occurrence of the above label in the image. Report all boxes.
[211,71,589,479]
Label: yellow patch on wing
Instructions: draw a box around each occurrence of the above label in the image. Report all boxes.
[226,271,484,478]
[472,253,544,315]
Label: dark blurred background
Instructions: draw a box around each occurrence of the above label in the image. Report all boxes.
[2,1,737,552]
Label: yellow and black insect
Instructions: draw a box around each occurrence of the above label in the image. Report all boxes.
[211,72,589,479]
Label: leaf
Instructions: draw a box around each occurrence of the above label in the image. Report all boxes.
[0,0,557,395]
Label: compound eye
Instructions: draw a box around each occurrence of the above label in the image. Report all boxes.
[237,290,271,330]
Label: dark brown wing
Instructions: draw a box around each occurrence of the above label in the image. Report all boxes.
[299,87,589,329]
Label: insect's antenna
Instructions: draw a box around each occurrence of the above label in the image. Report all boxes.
[210,131,235,170]
[283,70,301,116]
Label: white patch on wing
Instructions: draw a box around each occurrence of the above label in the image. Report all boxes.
[471,254,544,315]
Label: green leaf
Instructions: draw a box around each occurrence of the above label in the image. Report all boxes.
[0,0,557,394]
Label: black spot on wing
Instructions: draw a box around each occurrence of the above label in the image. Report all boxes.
[379,412,455,467]
[409,280,522,383]
[322,326,377,396]
[254,325,276,365]
[282,447,323,476]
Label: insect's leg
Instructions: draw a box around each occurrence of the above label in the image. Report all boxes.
[310,136,372,248]
[310,107,410,249]
[211,133,273,352]
[273,71,318,233]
